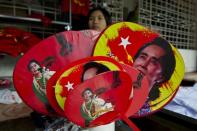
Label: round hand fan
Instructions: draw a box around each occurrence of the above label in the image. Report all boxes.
[64,71,139,130]
[93,22,185,117]
[13,30,98,115]
[53,56,123,112]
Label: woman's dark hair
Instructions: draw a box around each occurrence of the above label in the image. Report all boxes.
[81,88,93,97]
[27,59,41,71]
[134,37,176,83]
[87,6,112,27]
[81,61,110,82]
[148,84,160,101]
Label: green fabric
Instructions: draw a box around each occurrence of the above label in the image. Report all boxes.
[80,101,94,126]
[32,75,48,103]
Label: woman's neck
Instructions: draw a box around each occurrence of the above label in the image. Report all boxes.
[34,72,42,78]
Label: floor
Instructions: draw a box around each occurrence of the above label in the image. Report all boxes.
[0,117,36,131]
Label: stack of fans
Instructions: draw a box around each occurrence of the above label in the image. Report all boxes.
[13,22,185,130]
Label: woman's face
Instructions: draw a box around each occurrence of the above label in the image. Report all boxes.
[83,90,93,101]
[88,10,107,32]
[29,62,41,75]
[133,45,165,89]
[83,67,98,81]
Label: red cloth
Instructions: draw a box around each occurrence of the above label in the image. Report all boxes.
[0,27,41,57]
[29,13,52,27]
[0,78,11,88]
[61,0,89,16]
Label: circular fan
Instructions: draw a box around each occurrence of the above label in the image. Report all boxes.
[54,56,123,111]
[93,22,185,116]
[63,71,132,128]
[13,30,97,115]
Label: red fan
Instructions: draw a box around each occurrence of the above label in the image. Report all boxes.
[64,71,139,130]
[0,27,41,57]
[120,64,149,117]
[93,22,185,116]
[49,56,123,116]
[13,30,97,115]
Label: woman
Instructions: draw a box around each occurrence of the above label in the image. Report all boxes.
[27,59,56,105]
[80,88,114,126]
[133,37,175,115]
[82,7,115,131]
[87,6,112,32]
